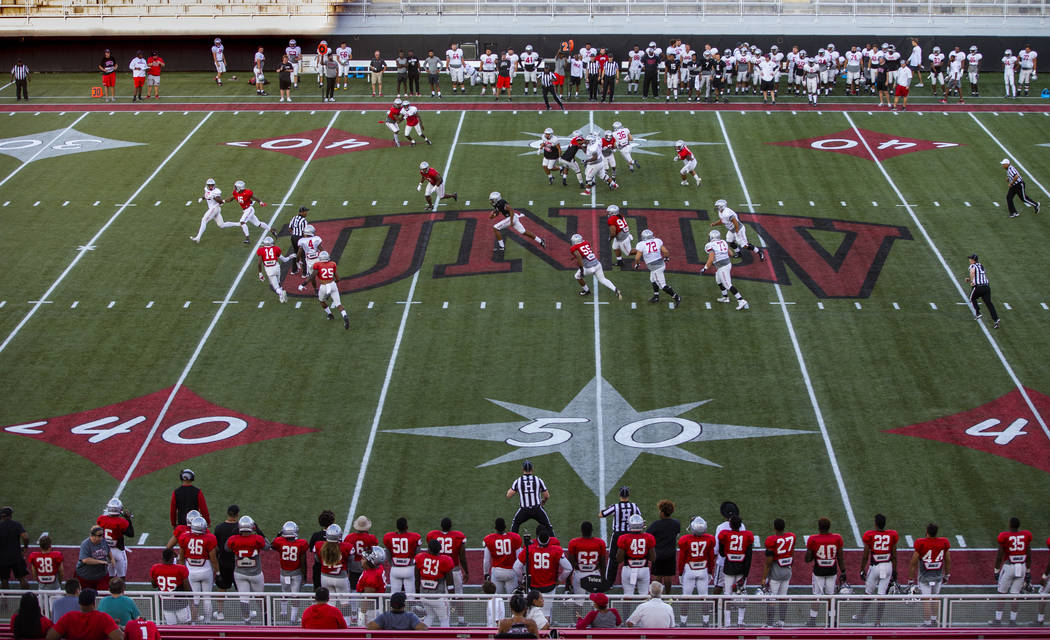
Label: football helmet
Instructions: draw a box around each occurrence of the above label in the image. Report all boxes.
[612,121,623,129]
[419,161,429,171]
[304,225,315,236]
[754,48,762,56]
[394,98,403,106]
[837,581,854,594]
[818,48,826,55]
[281,521,299,538]
[606,205,620,216]
[969,45,978,52]
[674,140,685,150]
[234,180,245,191]
[205,178,215,186]
[888,44,896,51]
[289,39,296,46]
[525,45,534,52]
[489,191,501,204]
[364,546,386,565]
[627,514,645,532]
[238,515,255,533]
[402,101,411,110]
[933,46,941,53]
[186,510,201,525]
[571,129,581,138]
[640,229,654,240]
[570,233,584,244]
[190,517,208,534]
[318,251,330,261]
[827,43,835,50]
[1005,48,1013,55]
[689,516,707,535]
[105,498,123,516]
[723,49,731,56]
[709,229,721,241]
[881,42,890,50]
[603,130,613,139]
[262,236,274,246]
[325,524,342,541]
[799,49,807,57]
[405,105,417,116]
[771,45,779,52]
[715,198,727,211]
[543,127,554,136]
[214,38,221,45]
[320,40,327,46]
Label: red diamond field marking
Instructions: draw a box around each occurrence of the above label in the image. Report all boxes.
[767,128,962,161]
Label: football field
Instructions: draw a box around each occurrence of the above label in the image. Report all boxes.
[0,86,1048,569]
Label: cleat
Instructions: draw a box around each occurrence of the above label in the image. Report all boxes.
[190,237,199,243]
[562,177,568,186]
[344,315,350,330]
[549,176,555,185]
[736,299,749,310]
[648,294,660,303]
[717,296,730,303]
[975,313,982,320]
[278,290,287,303]
[578,289,590,296]
[326,313,334,321]
[758,248,766,262]
[580,190,591,196]
[1009,212,1019,218]
[451,193,458,200]
[673,293,682,305]
[994,319,1000,329]
[243,238,250,244]
[681,180,689,186]
[426,138,432,145]
[538,237,546,248]
[1034,202,1040,214]
[410,140,416,146]
[615,289,623,300]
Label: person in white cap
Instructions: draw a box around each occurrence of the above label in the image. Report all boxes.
[1001,158,1040,218]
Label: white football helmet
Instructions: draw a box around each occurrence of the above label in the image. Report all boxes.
[640,229,654,240]
[827,43,835,50]
[570,233,583,244]
[394,98,403,106]
[289,39,296,46]
[969,45,978,53]
[205,178,215,187]
[262,236,273,246]
[571,129,581,138]
[325,524,342,541]
[603,130,613,139]
[489,191,501,203]
[689,516,707,535]
[402,100,411,108]
[105,498,123,516]
[186,510,201,525]
[606,205,620,216]
[933,46,941,54]
[234,180,246,191]
[318,251,330,261]
[543,127,554,136]
[281,521,299,538]
[320,40,327,46]
[674,140,685,150]
[214,38,221,45]
[304,225,315,237]
[715,198,727,211]
[419,161,429,171]
[612,121,623,129]
[1005,48,1013,55]
[364,546,386,565]
[709,229,721,241]
[190,517,208,534]
[525,44,534,52]
[837,581,854,594]
[627,514,645,532]
[238,515,255,533]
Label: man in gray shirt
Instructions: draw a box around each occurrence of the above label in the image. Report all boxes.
[75,526,113,591]
[324,53,339,102]
[368,592,428,630]
[50,580,81,622]
[424,50,443,98]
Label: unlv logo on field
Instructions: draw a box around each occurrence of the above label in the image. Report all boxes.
[223,128,395,160]
[767,128,962,161]
[285,208,911,299]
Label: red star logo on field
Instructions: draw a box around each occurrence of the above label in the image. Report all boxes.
[222,128,396,160]
[885,388,1050,473]
[2,388,317,480]
[766,128,962,161]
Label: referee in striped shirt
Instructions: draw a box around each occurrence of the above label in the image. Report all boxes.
[507,460,554,535]
[539,64,564,111]
[1001,158,1039,218]
[601,55,618,103]
[587,59,601,101]
[11,59,29,101]
[599,486,640,585]
[284,206,309,274]
[967,254,999,329]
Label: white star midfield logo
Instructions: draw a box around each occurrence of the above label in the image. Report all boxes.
[385,378,812,497]
[462,121,723,158]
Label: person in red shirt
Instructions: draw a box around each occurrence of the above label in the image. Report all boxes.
[301,587,348,630]
[256,237,287,303]
[401,102,431,146]
[513,527,570,619]
[575,591,621,629]
[383,98,404,146]
[271,521,308,622]
[672,140,701,186]
[220,180,273,244]
[427,517,468,595]
[993,516,1033,625]
[761,518,796,628]
[226,516,267,624]
[177,517,218,621]
[145,51,164,99]
[616,515,656,596]
[95,499,134,581]
[315,524,353,595]
[909,522,951,626]
[11,592,52,639]
[384,518,422,595]
[150,548,191,624]
[856,513,899,625]
[307,251,349,329]
[343,516,379,591]
[716,515,754,627]
[45,588,121,640]
[356,547,387,626]
[606,205,633,267]
[28,535,64,591]
[570,232,621,299]
[568,520,606,594]
[414,539,454,627]
[124,618,159,640]
[805,517,846,625]
[170,468,209,529]
[677,516,715,626]
[483,518,523,594]
[165,509,201,554]
[416,161,457,213]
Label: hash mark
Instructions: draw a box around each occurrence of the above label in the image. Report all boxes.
[956,535,967,547]
[872,201,878,206]
[684,201,690,206]
[62,201,69,207]
[817,302,824,310]
[342,201,348,206]
[137,533,148,545]
[0,301,5,308]
[840,201,846,207]
[107,301,115,309]
[705,302,711,309]
[295,301,302,309]
[1003,302,1012,310]
[257,301,264,308]
[892,302,900,310]
[402,200,408,206]
[146,301,154,309]
[518,301,524,309]
[778,201,783,207]
[93,201,99,206]
[311,200,317,206]
[555,302,561,310]
[71,301,78,309]
[809,201,815,207]
[631,302,637,309]
[480,301,486,309]
[653,200,659,206]
[154,201,161,206]
[371,201,376,206]
[965,201,971,207]
[929,302,938,310]
[33,201,39,207]
[1041,303,1048,310]
[854,302,862,309]
[368,301,375,309]
[183,301,190,308]
[933,201,940,207]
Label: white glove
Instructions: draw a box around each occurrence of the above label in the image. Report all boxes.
[417,183,422,191]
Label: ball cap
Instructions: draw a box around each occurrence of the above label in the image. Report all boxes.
[968,253,979,261]
[1000,158,1011,166]
[522,460,534,471]
[0,506,12,517]
[299,206,310,212]
[589,592,609,607]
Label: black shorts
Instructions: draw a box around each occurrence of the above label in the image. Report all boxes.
[761,79,775,91]
[651,555,675,576]
[0,559,28,580]
[428,73,440,85]
[279,77,292,90]
[215,564,234,589]
[711,78,723,89]
[875,77,887,91]
[570,76,582,86]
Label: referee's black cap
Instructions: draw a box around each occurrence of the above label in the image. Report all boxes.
[299,206,310,213]
[968,253,979,261]
[619,486,630,498]
[522,460,534,472]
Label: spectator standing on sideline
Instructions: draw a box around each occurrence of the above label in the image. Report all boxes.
[277,55,294,103]
[44,589,121,640]
[406,50,421,96]
[892,64,913,110]
[309,510,336,590]
[171,469,209,528]
[554,52,567,97]
[128,50,147,103]
[253,47,267,96]
[539,65,564,111]
[646,500,681,592]
[424,50,442,97]
[11,591,51,639]
[50,581,81,622]
[11,59,29,101]
[625,581,675,628]
[507,460,554,535]
[96,578,140,627]
[1001,158,1040,218]
[600,487,640,586]
[301,587,347,629]
[324,53,338,102]
[75,526,112,592]
[98,49,117,103]
[967,254,1000,329]
[145,51,164,99]
[212,38,226,85]
[368,591,427,630]
[213,505,241,596]
[395,50,409,98]
[369,51,385,97]
[0,506,28,589]
[494,53,512,102]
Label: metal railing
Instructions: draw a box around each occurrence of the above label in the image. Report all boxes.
[1,590,1047,629]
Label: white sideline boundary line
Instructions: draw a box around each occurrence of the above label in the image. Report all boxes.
[0,112,87,190]
[844,112,1050,442]
[0,112,210,356]
[968,113,1050,200]
[588,109,608,540]
[717,111,862,545]
[344,110,468,531]
[111,111,340,500]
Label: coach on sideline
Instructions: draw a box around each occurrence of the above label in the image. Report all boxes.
[507,460,554,535]
[1001,158,1040,218]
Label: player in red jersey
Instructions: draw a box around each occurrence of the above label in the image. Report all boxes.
[909,522,951,626]
[383,518,422,594]
[568,521,606,594]
[166,509,201,554]
[344,516,379,591]
[415,539,454,627]
[28,535,64,590]
[805,517,846,625]
[761,518,795,628]
[558,130,587,188]
[125,617,160,640]
[514,528,571,618]
[177,516,218,620]
[307,251,349,329]
[677,516,715,625]
[672,140,702,186]
[427,518,469,596]
[401,102,431,146]
[605,205,633,267]
[96,499,134,580]
[717,516,754,627]
[226,515,267,624]
[221,180,274,244]
[256,237,287,303]
[600,131,619,178]
[271,521,308,622]
[417,161,458,212]
[993,516,1033,625]
[383,98,404,147]
[860,513,899,596]
[315,524,353,596]
[617,515,656,595]
[150,548,192,624]
[484,518,523,594]
[570,232,621,299]
[355,546,387,626]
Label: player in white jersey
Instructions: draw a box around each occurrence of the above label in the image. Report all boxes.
[844,46,864,95]
[295,226,324,284]
[479,49,498,94]
[711,199,764,261]
[941,51,965,103]
[446,44,466,92]
[537,128,561,184]
[285,40,302,87]
[750,48,762,93]
[506,48,519,88]
[583,136,618,195]
[1018,46,1037,96]
[520,45,540,94]
[257,237,288,303]
[928,46,946,92]
[803,57,820,106]
[769,45,784,84]
[1002,49,1018,97]
[253,47,266,96]
[336,43,352,89]
[785,47,799,93]
[191,178,240,243]
[627,46,643,94]
[211,38,226,85]
[611,122,638,172]
[825,44,840,94]
[579,43,597,64]
[966,46,983,96]
[702,230,748,310]
[633,228,681,307]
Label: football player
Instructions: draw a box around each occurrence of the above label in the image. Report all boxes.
[513,528,571,618]
[611,122,639,172]
[992,516,1032,625]
[761,518,796,628]
[415,539,454,627]
[306,251,349,329]
[489,192,545,252]
[383,518,422,595]
[96,499,134,580]
[315,524,353,597]
[909,522,951,627]
[677,517,715,625]
[1002,49,1018,98]
[417,161,457,212]
[191,178,240,243]
[805,517,847,625]
[855,513,899,625]
[344,516,379,593]
[151,548,191,624]
[711,199,764,261]
[966,45,983,96]
[271,521,308,622]
[285,39,301,87]
[717,516,754,627]
[166,510,202,553]
[582,134,618,195]
[335,42,352,89]
[355,547,387,626]
[570,233,621,299]
[222,180,274,244]
[427,518,468,623]
[1018,45,1038,96]
[178,516,219,621]
[27,535,64,591]
[256,237,287,303]
[567,521,606,595]
[617,515,656,596]
[672,140,701,187]
[558,130,587,189]
[538,128,561,185]
[701,229,748,310]
[294,225,323,288]
[606,205,632,267]
[226,515,266,624]
[600,131,618,178]
[401,102,431,146]
[383,98,404,147]
[483,518,523,595]
[632,229,681,307]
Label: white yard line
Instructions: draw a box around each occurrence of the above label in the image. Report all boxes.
[0,112,88,190]
[344,110,468,531]
[111,111,339,500]
[967,113,1050,199]
[717,111,862,545]
[844,112,1050,441]
[588,109,607,538]
[0,112,212,356]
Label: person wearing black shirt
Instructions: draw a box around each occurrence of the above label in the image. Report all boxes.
[309,510,336,590]
[641,49,660,99]
[406,50,421,96]
[0,507,29,589]
[98,49,117,103]
[665,55,682,102]
[213,506,241,597]
[277,55,294,103]
[369,51,385,97]
[709,52,725,103]
[494,55,512,102]
[601,55,617,103]
[539,65,564,111]
[645,500,681,592]
[170,469,209,529]
[686,54,701,100]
